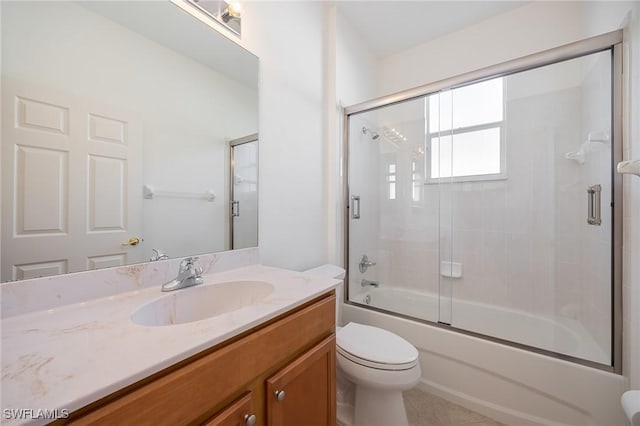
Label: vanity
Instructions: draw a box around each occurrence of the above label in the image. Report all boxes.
[1,249,340,426]
[69,293,335,425]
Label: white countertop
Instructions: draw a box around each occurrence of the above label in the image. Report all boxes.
[1,264,340,425]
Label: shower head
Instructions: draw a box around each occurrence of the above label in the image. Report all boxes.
[362,126,379,140]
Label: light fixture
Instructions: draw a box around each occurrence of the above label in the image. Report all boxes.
[227,2,241,18]
[221,1,241,22]
[187,0,241,35]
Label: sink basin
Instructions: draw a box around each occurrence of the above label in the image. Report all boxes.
[132,281,274,326]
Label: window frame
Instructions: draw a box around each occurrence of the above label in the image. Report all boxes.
[424,81,507,184]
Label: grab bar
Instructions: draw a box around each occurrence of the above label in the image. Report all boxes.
[587,184,602,226]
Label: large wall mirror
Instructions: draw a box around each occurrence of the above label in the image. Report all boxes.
[1,1,258,282]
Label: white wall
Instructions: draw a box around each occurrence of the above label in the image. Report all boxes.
[240,2,328,271]
[334,9,379,285]
[336,11,378,108]
[377,2,586,97]
[333,9,378,268]
[2,2,257,263]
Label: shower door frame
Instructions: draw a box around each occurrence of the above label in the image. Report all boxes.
[342,30,623,374]
[228,133,259,250]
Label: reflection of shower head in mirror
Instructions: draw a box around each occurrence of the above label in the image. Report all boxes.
[362,126,379,140]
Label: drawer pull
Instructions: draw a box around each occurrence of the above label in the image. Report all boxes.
[275,390,286,401]
[244,414,256,426]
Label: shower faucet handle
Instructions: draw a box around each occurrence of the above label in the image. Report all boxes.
[359,254,376,273]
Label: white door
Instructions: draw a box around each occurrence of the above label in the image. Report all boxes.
[1,80,143,281]
[231,139,258,249]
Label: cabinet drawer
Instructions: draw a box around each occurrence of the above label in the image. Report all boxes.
[69,292,335,425]
[204,392,255,426]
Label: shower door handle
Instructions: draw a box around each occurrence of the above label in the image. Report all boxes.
[587,185,602,226]
[232,200,240,217]
[351,195,361,219]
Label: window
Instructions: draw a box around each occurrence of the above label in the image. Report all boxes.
[387,163,396,200]
[412,160,422,202]
[427,77,505,182]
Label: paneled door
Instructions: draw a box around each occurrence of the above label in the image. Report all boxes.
[1,80,143,281]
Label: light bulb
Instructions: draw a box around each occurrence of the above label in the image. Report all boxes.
[227,2,241,18]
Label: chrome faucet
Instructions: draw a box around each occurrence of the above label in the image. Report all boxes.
[161,257,204,292]
[361,279,379,288]
[359,254,376,273]
[150,248,169,262]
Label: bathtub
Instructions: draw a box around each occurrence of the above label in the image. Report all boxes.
[350,287,608,365]
[343,286,626,425]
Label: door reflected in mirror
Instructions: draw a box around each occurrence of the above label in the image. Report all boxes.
[230,135,258,250]
[1,1,258,281]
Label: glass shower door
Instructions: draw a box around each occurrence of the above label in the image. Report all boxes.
[347,97,444,323]
[344,34,620,371]
[445,50,613,365]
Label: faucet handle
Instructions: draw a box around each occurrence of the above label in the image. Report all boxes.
[179,256,198,272]
[194,266,203,277]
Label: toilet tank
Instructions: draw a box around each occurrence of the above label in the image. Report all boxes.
[303,264,345,326]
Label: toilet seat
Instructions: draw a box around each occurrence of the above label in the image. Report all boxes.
[337,322,418,371]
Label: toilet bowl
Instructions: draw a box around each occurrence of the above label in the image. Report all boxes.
[302,265,420,426]
[336,322,421,426]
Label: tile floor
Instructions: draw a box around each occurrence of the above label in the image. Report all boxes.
[404,389,505,426]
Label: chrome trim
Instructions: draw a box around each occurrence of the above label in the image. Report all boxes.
[230,133,259,147]
[360,279,379,288]
[612,42,623,375]
[358,254,376,273]
[587,184,602,226]
[345,30,623,116]
[351,195,361,219]
[343,31,624,373]
[343,111,351,304]
[228,134,259,250]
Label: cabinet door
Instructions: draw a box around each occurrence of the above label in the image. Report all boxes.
[204,392,256,426]
[266,335,335,426]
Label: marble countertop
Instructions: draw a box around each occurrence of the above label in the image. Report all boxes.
[1,264,340,425]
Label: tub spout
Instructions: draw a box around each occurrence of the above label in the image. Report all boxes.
[361,279,379,288]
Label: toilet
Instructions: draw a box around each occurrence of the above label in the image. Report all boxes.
[303,265,421,426]
[337,322,421,426]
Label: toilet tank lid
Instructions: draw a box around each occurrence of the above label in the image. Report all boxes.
[303,264,345,280]
[337,322,418,365]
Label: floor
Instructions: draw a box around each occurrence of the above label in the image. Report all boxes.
[404,389,505,426]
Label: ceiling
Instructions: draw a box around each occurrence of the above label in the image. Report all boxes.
[336,1,529,57]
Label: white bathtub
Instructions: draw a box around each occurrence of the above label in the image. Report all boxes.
[343,286,626,425]
[351,286,608,365]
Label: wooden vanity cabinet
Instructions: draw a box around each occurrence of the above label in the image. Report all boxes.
[266,336,335,426]
[65,292,336,426]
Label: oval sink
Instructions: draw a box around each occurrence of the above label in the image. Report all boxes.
[132,281,274,326]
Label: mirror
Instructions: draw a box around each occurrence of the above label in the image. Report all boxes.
[0,1,258,282]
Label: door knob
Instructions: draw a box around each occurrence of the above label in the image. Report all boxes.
[275,390,286,401]
[121,237,142,246]
[243,414,256,426]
